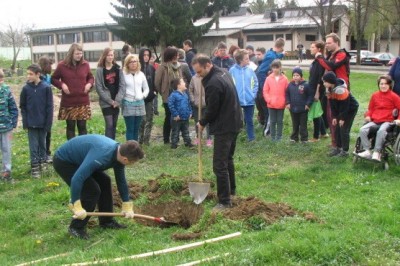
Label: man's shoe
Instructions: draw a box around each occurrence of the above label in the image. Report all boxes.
[100,220,127,229]
[46,155,53,163]
[185,143,195,148]
[328,148,341,157]
[171,144,178,149]
[309,138,320,143]
[372,151,381,162]
[337,150,349,157]
[212,203,232,212]
[68,227,89,240]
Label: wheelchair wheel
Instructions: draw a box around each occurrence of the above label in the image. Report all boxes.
[394,133,400,165]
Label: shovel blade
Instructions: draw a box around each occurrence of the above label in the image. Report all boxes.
[188,182,210,204]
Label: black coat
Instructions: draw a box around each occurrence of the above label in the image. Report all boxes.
[139,48,156,103]
[308,59,325,99]
[199,66,243,135]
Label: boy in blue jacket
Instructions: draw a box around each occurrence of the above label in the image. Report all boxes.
[0,70,18,183]
[285,67,313,143]
[20,64,53,178]
[168,78,193,149]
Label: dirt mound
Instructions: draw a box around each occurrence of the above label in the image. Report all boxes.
[110,176,318,240]
[224,196,297,223]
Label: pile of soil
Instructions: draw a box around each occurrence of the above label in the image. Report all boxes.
[110,175,319,240]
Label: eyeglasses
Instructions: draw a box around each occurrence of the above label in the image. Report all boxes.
[129,61,138,64]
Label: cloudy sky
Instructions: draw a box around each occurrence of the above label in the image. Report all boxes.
[2,0,318,30]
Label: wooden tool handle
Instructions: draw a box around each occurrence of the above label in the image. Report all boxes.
[87,212,158,221]
[198,87,203,182]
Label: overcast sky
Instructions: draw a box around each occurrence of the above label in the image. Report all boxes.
[2,0,318,30]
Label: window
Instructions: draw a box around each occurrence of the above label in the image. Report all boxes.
[83,31,108,43]
[305,35,316,41]
[33,53,55,62]
[58,52,67,61]
[58,33,80,44]
[285,34,292,40]
[247,35,273,42]
[112,33,121,42]
[84,50,103,62]
[32,35,54,46]
[275,34,284,39]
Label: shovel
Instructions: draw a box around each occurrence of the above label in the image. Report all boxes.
[189,85,210,205]
[86,212,178,227]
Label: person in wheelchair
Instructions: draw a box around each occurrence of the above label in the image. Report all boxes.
[355,75,400,161]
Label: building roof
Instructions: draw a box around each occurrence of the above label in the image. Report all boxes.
[27,5,347,36]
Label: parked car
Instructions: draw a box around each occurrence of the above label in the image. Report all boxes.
[361,53,395,66]
[348,50,373,65]
[388,57,398,66]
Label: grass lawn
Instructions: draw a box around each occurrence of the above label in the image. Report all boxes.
[1,70,400,265]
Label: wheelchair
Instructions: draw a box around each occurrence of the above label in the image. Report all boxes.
[353,122,400,170]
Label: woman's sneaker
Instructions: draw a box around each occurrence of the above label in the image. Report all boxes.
[372,151,381,162]
[356,149,372,159]
[206,139,213,147]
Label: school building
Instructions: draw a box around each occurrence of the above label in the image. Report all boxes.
[26,5,352,68]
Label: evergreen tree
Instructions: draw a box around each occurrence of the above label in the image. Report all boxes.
[108,0,213,52]
[250,0,277,14]
[204,0,247,30]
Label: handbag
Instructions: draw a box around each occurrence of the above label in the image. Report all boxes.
[308,100,323,121]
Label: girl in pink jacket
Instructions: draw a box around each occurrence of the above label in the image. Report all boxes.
[263,59,289,141]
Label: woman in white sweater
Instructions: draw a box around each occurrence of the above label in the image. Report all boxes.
[121,54,149,141]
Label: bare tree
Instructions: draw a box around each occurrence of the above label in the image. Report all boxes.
[369,0,400,54]
[0,24,29,73]
[301,0,337,39]
[347,0,371,64]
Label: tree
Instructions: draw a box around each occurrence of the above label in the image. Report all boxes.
[369,0,400,54]
[204,0,247,30]
[283,0,297,8]
[109,0,214,53]
[348,0,372,64]
[249,0,277,14]
[0,24,30,72]
[300,0,337,40]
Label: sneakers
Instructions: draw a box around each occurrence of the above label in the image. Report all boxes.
[2,171,14,184]
[328,148,341,157]
[100,220,127,229]
[372,151,381,162]
[171,144,178,149]
[193,138,199,145]
[308,138,320,143]
[68,227,89,240]
[31,164,40,179]
[356,149,372,159]
[337,150,349,157]
[206,139,213,147]
[321,134,330,139]
[185,143,195,149]
[212,203,232,212]
[46,155,53,164]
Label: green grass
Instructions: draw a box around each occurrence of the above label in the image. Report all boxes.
[1,71,400,265]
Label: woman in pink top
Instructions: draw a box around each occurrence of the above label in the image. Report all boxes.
[263,59,289,141]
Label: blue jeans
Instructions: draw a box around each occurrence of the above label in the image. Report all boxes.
[124,116,143,141]
[28,128,47,165]
[242,105,255,141]
[0,131,12,173]
[268,108,284,141]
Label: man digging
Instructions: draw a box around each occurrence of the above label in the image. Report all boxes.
[53,134,144,239]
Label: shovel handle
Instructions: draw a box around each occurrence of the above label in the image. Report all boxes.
[86,212,165,223]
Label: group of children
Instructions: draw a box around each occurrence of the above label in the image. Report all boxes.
[0,63,53,183]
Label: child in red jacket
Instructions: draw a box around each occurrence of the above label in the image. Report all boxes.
[356,75,400,161]
[263,59,289,141]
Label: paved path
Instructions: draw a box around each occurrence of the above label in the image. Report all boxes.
[282,60,390,75]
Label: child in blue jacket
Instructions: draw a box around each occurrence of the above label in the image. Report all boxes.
[20,64,53,178]
[229,49,258,141]
[168,78,193,149]
[0,69,18,183]
[285,67,313,143]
